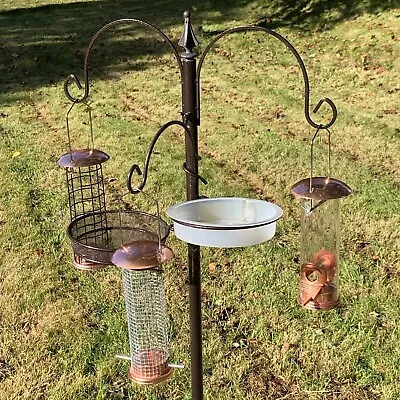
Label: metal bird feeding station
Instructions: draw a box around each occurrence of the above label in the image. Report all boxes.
[291,128,351,310]
[61,11,339,400]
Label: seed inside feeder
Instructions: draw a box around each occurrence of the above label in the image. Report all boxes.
[299,249,338,309]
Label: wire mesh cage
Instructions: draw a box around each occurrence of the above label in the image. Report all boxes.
[109,189,175,384]
[61,151,108,221]
[291,129,351,310]
[68,210,171,267]
[57,102,110,270]
[121,267,173,384]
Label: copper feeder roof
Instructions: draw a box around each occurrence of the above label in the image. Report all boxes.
[112,240,174,270]
[291,176,351,201]
[57,148,109,168]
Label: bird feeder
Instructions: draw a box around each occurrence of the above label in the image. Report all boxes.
[57,102,109,270]
[291,129,351,310]
[112,190,175,385]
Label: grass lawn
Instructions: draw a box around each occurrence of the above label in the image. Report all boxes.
[0,0,399,399]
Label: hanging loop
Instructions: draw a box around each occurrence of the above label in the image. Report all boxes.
[196,26,337,129]
[64,18,183,103]
[310,126,331,191]
[127,164,143,194]
[66,101,95,160]
[116,187,163,253]
[141,189,162,252]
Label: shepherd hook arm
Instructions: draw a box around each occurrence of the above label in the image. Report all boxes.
[127,120,207,194]
[64,18,183,103]
[196,26,337,129]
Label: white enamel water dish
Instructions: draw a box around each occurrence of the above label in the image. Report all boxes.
[166,197,283,248]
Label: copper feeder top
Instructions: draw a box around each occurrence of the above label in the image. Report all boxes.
[57,148,109,168]
[111,240,174,270]
[291,176,351,201]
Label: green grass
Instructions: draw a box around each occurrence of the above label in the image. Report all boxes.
[0,0,400,399]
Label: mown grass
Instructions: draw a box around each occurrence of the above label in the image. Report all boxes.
[0,0,399,399]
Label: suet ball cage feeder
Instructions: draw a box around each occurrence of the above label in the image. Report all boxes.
[57,102,109,270]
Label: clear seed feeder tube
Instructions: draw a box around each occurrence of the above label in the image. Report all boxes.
[291,128,351,310]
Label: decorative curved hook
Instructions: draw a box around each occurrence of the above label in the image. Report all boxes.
[64,18,183,103]
[127,120,207,194]
[196,26,337,129]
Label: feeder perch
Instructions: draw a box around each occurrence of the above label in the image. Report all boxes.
[57,102,110,270]
[291,129,351,310]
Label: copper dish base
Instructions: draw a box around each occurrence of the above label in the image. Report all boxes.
[129,349,173,385]
[73,254,108,271]
[298,283,339,310]
[68,211,171,267]
[298,295,339,310]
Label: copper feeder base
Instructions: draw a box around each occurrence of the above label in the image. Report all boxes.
[129,349,173,385]
[73,254,108,271]
[298,283,339,311]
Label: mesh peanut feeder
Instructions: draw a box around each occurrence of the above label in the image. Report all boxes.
[291,128,351,310]
[112,190,175,385]
[57,102,109,270]
[120,267,173,385]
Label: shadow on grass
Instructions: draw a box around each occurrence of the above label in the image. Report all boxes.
[256,0,398,29]
[0,0,397,100]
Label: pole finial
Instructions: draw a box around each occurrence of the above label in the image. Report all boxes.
[178,10,199,56]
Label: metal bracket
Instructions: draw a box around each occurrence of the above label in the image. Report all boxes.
[127,120,207,194]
